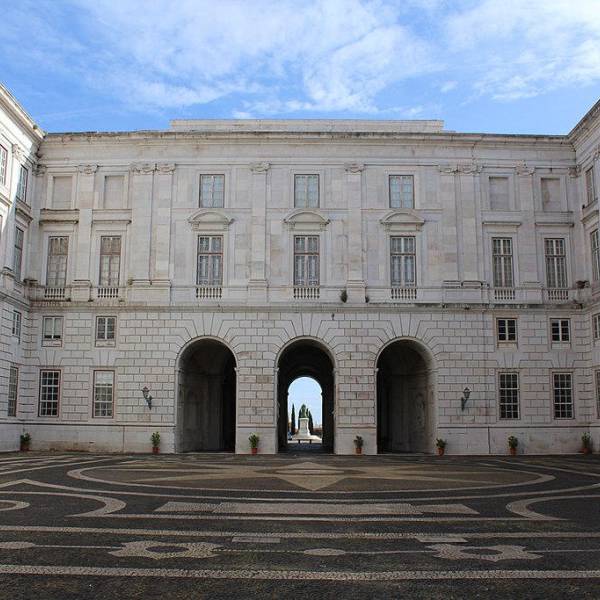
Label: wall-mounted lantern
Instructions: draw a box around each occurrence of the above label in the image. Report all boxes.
[142,386,153,410]
[460,386,471,411]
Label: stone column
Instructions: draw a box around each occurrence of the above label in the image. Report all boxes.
[344,163,366,302]
[71,164,97,302]
[128,162,155,302]
[247,162,270,303]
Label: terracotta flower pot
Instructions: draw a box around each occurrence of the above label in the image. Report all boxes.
[152,446,159,454]
[20,443,29,452]
[355,447,362,455]
[437,447,445,456]
[251,447,258,455]
[509,447,517,456]
[583,447,591,455]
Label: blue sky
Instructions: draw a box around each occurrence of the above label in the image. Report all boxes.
[2,1,599,134]
[288,377,322,427]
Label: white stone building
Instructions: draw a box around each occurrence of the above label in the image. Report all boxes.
[1,83,600,455]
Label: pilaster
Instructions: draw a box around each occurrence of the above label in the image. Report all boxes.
[344,162,366,302]
[247,162,270,302]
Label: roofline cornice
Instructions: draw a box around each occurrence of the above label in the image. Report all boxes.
[568,98,600,146]
[0,83,45,142]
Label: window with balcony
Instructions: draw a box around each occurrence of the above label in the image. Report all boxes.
[294,235,320,298]
[16,165,28,203]
[592,230,600,283]
[45,236,68,299]
[390,236,416,299]
[294,175,319,208]
[196,235,223,298]
[39,370,60,417]
[0,144,7,185]
[8,366,18,417]
[12,310,22,342]
[596,370,600,418]
[389,175,414,209]
[199,174,225,208]
[93,370,114,418]
[551,318,570,343]
[586,167,596,205]
[594,314,600,341]
[544,238,568,300]
[42,316,63,345]
[492,238,514,299]
[553,372,573,419]
[499,372,519,419]
[99,236,121,298]
[497,318,517,343]
[14,227,24,281]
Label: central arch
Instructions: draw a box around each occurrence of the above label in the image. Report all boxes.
[376,338,435,453]
[176,337,236,452]
[277,338,335,453]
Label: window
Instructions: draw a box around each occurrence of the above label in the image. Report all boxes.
[14,227,24,281]
[8,366,18,417]
[492,238,514,288]
[541,177,560,210]
[51,176,72,209]
[551,318,570,343]
[553,373,573,419]
[586,167,596,205]
[39,370,60,417]
[196,236,223,286]
[96,316,116,342]
[93,370,114,418]
[294,235,319,286]
[592,230,600,282]
[46,236,68,288]
[16,165,28,203]
[294,174,319,208]
[596,371,600,418]
[0,145,7,185]
[104,175,124,208]
[544,238,567,288]
[99,236,121,288]
[390,236,416,287]
[199,174,224,208]
[594,314,600,340]
[497,318,517,343]
[489,176,509,211]
[499,372,519,419]
[42,316,63,344]
[389,175,414,209]
[12,310,22,341]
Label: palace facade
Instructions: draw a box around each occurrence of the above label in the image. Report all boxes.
[1,83,600,454]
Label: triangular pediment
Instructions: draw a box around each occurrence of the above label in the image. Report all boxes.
[284,209,330,231]
[380,210,425,231]
[188,209,233,231]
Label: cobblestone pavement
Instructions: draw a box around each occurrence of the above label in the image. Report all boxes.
[2,452,600,598]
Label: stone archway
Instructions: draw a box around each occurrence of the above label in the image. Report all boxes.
[376,339,435,453]
[176,338,236,452]
[277,339,335,453]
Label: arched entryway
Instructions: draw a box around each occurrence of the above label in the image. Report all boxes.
[176,338,236,452]
[376,339,435,453]
[277,339,335,453]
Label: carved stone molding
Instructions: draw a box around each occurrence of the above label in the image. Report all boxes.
[283,209,330,231]
[344,162,365,174]
[249,162,270,173]
[568,165,581,178]
[515,162,535,175]
[437,164,458,174]
[457,163,481,174]
[77,164,98,175]
[156,163,176,174]
[12,144,24,162]
[187,209,234,232]
[130,162,156,174]
[33,164,47,177]
[594,145,600,161]
[380,209,425,232]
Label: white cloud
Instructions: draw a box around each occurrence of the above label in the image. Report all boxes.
[440,81,457,93]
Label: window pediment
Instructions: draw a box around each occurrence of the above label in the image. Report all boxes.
[380,210,424,232]
[284,209,330,231]
[188,209,233,232]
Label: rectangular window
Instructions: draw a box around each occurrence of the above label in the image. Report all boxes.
[12,310,22,341]
[497,318,517,343]
[544,238,568,288]
[196,236,223,286]
[389,175,414,209]
[592,230,600,282]
[8,366,18,417]
[492,238,514,288]
[103,175,124,208]
[499,372,519,419]
[594,314,600,340]
[541,177,560,210]
[46,236,68,288]
[553,372,573,419]
[294,235,320,286]
[39,370,60,417]
[96,316,116,342]
[93,370,114,418]
[551,318,570,343]
[294,174,319,208]
[51,176,72,209]
[596,371,600,418]
[199,174,225,208]
[0,145,7,185]
[14,227,24,280]
[15,165,28,203]
[489,176,509,211]
[586,167,596,205]
[42,316,63,343]
[99,236,121,287]
[390,236,416,287]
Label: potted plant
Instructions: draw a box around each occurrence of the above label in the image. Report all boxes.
[249,433,259,455]
[436,438,446,456]
[340,289,348,303]
[508,435,518,456]
[354,435,364,455]
[20,433,30,452]
[582,433,592,455]
[150,431,160,454]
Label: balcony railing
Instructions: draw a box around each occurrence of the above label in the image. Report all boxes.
[545,288,570,303]
[97,286,119,299]
[196,285,222,299]
[493,288,516,301]
[391,287,417,301]
[294,286,320,300]
[44,287,66,300]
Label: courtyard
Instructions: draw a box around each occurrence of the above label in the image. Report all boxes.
[1,453,600,598]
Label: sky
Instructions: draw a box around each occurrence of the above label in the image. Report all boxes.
[288,377,322,427]
[1,0,599,134]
